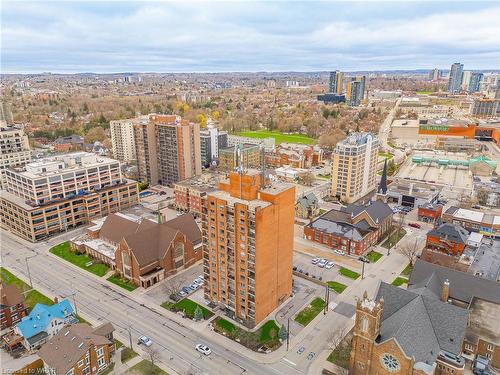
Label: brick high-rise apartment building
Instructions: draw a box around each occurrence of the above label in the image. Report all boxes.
[133,114,201,185]
[0,152,138,242]
[201,170,295,327]
[331,133,379,203]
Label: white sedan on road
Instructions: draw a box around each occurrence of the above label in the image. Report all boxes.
[138,335,153,347]
[196,344,212,355]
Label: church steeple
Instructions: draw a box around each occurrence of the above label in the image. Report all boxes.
[378,159,388,195]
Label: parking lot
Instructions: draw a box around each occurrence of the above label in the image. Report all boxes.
[142,262,204,304]
[293,252,359,286]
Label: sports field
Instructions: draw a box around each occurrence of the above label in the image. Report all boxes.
[235,130,315,145]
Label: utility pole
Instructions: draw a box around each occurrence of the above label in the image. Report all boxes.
[128,325,133,349]
[71,293,79,316]
[361,259,365,280]
[286,318,290,351]
[324,285,330,315]
[25,255,36,288]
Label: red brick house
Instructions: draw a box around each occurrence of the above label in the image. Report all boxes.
[1,282,28,330]
[426,223,468,256]
[418,203,443,224]
[114,214,202,288]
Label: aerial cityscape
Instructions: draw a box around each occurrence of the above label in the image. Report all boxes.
[1,1,500,375]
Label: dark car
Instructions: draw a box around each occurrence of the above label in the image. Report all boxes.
[408,223,421,229]
[358,256,370,263]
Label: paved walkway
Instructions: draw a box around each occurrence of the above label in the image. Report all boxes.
[110,347,143,374]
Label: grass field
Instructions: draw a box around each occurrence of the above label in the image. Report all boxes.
[50,242,109,276]
[235,130,315,145]
[366,251,383,263]
[161,298,213,320]
[392,277,409,287]
[327,281,347,294]
[294,297,326,326]
[327,331,353,369]
[107,273,137,291]
[0,267,54,310]
[378,152,394,160]
[339,267,360,280]
[416,91,434,95]
[121,347,138,363]
[127,360,168,375]
[381,228,407,249]
[401,263,413,277]
[213,317,280,350]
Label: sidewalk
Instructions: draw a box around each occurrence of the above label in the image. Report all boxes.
[110,348,143,374]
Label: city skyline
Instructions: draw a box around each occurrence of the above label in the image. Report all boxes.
[2,1,500,73]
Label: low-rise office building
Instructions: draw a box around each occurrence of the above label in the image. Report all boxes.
[417,203,443,224]
[442,206,500,238]
[0,152,138,242]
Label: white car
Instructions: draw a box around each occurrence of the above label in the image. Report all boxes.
[138,336,153,347]
[318,259,328,268]
[311,258,320,265]
[334,249,346,256]
[196,344,212,355]
[325,261,335,269]
[194,277,204,286]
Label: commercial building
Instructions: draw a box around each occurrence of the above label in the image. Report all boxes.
[1,283,28,330]
[0,122,31,187]
[470,98,499,118]
[200,122,228,167]
[429,68,441,81]
[331,133,379,203]
[201,170,295,327]
[329,70,344,94]
[448,63,464,93]
[442,206,500,238]
[173,174,220,216]
[52,135,84,153]
[417,203,443,224]
[110,117,140,162]
[461,71,472,91]
[218,144,260,171]
[38,323,115,375]
[304,200,393,255]
[133,114,201,185]
[468,72,483,93]
[0,152,138,242]
[350,281,468,375]
[317,93,346,104]
[346,76,366,106]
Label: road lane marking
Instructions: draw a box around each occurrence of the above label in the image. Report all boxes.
[283,358,297,366]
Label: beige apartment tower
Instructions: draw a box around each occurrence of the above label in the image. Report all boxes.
[202,171,295,327]
[110,118,140,162]
[331,133,379,203]
[133,114,201,185]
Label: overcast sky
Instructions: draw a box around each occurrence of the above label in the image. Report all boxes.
[2,1,500,73]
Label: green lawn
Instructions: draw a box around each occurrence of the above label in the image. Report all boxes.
[366,251,383,263]
[121,347,138,363]
[416,90,434,95]
[327,331,352,369]
[115,339,124,349]
[107,273,137,291]
[319,208,328,215]
[127,360,168,375]
[381,228,407,249]
[316,174,331,180]
[327,281,347,294]
[161,298,213,320]
[378,152,393,160]
[401,263,413,277]
[235,130,315,145]
[295,297,326,326]
[213,317,280,349]
[50,242,109,277]
[339,267,360,280]
[392,277,409,287]
[0,267,54,310]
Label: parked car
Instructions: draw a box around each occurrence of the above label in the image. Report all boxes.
[311,258,320,265]
[195,344,212,355]
[138,336,153,347]
[333,249,346,256]
[179,290,188,297]
[297,346,305,354]
[325,261,335,269]
[318,259,328,268]
[194,277,204,286]
[408,223,421,229]
[189,283,199,291]
[182,286,191,294]
[358,256,370,263]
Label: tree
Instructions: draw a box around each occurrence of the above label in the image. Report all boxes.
[299,172,316,186]
[164,277,182,300]
[84,127,106,143]
[326,327,347,351]
[398,238,419,267]
[193,306,204,321]
[279,324,288,341]
[211,110,220,121]
[144,346,161,372]
[319,132,345,149]
[195,113,208,127]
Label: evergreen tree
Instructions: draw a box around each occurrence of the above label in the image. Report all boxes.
[279,324,288,341]
[193,306,204,321]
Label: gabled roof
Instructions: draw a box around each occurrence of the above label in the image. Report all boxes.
[1,282,25,307]
[343,200,393,225]
[164,214,202,245]
[427,223,469,244]
[375,282,468,365]
[99,213,155,244]
[297,192,318,209]
[408,260,500,304]
[308,219,369,241]
[38,323,113,375]
[17,300,74,339]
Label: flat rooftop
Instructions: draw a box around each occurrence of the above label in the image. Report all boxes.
[209,189,271,210]
[467,297,500,346]
[387,179,440,199]
[219,143,260,152]
[466,239,500,282]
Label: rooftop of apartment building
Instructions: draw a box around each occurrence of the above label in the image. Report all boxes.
[9,152,120,179]
[0,122,25,132]
[336,132,378,147]
[174,173,222,193]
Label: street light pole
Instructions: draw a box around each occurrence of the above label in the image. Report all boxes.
[25,255,36,288]
[361,260,365,280]
[286,318,290,351]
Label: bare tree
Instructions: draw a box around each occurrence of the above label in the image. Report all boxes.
[398,238,420,267]
[299,172,316,186]
[144,346,161,373]
[164,278,183,301]
[326,327,347,351]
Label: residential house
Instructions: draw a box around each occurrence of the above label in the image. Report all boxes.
[304,200,392,255]
[295,192,319,219]
[1,282,28,330]
[38,322,115,375]
[426,223,469,256]
[114,214,202,288]
[14,299,77,351]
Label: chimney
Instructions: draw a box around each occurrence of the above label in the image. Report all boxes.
[441,279,450,303]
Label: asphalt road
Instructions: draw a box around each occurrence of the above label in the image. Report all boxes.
[1,229,304,375]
